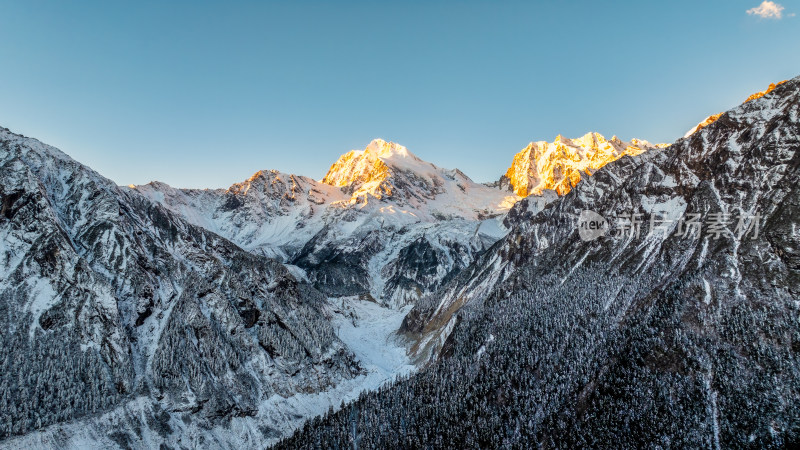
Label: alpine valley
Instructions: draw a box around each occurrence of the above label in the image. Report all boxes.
[1,77,799,449]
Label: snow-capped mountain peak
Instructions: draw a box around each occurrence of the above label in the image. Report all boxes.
[501,131,665,197]
[321,138,431,199]
[321,139,515,212]
[363,138,417,160]
[321,142,392,197]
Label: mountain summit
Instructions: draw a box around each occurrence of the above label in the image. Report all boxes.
[501,132,665,197]
[321,138,477,207]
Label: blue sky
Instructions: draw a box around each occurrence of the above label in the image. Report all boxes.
[1,1,798,188]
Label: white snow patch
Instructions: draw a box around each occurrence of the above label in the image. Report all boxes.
[476,333,495,359]
[703,278,712,305]
[26,279,58,338]
[476,216,509,240]
[561,250,590,285]
[284,264,309,282]
[257,297,415,445]
[697,238,710,268]
[704,374,721,450]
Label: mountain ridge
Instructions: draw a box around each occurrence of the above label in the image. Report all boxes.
[278,74,800,449]
[2,75,797,448]
[684,80,789,137]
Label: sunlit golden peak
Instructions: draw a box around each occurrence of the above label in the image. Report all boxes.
[363,138,420,161]
[504,132,664,197]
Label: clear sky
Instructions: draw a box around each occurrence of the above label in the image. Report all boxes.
[1,1,798,188]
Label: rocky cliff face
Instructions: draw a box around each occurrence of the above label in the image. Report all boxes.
[0,128,361,447]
